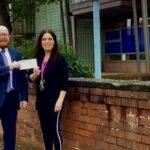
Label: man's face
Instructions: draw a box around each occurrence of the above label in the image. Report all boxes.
[0,28,10,48]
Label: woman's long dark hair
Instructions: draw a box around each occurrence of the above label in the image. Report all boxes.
[34,29,60,62]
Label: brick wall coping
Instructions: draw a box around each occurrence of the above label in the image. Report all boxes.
[69,78,150,92]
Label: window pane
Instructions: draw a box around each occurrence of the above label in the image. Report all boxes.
[122,28,135,53]
[105,42,121,54]
[105,31,120,40]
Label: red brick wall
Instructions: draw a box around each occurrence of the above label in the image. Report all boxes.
[104,61,146,73]
[16,83,44,150]
[61,82,150,150]
[1,81,150,150]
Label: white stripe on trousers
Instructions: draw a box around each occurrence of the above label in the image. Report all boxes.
[56,111,62,150]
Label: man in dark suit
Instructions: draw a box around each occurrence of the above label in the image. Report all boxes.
[0,25,28,150]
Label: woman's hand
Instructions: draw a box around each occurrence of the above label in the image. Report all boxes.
[54,99,63,112]
[29,66,41,81]
[54,91,66,112]
[33,66,41,76]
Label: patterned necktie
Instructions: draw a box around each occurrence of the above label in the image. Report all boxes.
[1,49,12,92]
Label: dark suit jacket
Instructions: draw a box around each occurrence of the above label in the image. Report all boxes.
[0,47,28,107]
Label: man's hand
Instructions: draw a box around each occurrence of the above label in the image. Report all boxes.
[20,101,28,109]
[9,61,21,70]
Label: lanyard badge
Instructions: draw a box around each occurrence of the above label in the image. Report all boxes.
[39,61,47,91]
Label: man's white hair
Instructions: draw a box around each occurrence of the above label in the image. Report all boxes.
[0,25,9,33]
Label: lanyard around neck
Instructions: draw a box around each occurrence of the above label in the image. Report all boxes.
[41,61,47,80]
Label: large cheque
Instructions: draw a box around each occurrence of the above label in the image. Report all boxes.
[19,59,37,70]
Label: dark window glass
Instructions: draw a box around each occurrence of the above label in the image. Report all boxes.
[105,31,120,40]
[105,42,121,53]
[122,28,145,53]
[122,28,135,53]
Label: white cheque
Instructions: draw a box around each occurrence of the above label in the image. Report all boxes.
[19,58,37,70]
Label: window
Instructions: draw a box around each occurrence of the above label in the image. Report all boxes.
[104,27,147,61]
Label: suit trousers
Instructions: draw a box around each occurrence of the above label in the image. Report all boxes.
[0,91,18,150]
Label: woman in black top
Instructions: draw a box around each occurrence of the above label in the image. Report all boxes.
[29,29,68,150]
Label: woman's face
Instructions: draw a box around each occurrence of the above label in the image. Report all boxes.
[41,32,55,52]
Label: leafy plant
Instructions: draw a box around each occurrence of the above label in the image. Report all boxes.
[0,0,60,32]
[59,43,93,78]
[15,39,35,59]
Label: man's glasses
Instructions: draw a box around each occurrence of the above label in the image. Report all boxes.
[0,33,9,37]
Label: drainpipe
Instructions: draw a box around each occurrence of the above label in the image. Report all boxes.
[132,0,141,74]
[64,0,72,45]
[60,0,66,44]
[141,0,150,72]
[93,0,101,79]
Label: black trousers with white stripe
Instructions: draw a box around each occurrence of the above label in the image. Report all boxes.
[38,109,62,150]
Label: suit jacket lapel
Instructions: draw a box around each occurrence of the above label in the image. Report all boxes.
[8,48,15,62]
[0,52,5,66]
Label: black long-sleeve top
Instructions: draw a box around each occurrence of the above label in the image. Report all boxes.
[35,54,68,111]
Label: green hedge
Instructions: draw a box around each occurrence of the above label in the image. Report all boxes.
[15,39,35,59]
[58,43,93,78]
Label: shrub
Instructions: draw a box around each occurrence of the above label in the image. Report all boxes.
[59,43,93,78]
[15,39,35,59]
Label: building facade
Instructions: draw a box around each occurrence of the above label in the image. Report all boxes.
[35,0,150,73]
[71,0,150,73]
[35,1,70,43]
